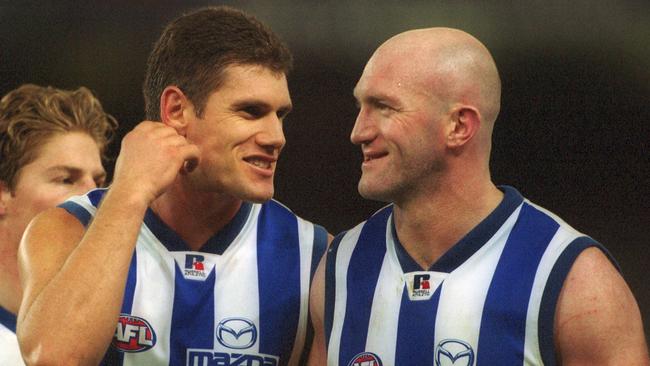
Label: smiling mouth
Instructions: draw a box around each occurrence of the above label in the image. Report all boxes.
[244,157,273,169]
[364,152,388,162]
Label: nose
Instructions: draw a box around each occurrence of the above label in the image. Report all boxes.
[350,107,376,146]
[75,176,99,195]
[258,115,286,153]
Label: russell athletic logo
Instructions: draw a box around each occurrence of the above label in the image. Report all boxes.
[404,271,447,301]
[347,352,383,366]
[112,314,156,352]
[435,339,475,366]
[184,254,207,279]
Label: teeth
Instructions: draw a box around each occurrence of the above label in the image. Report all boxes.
[248,159,270,169]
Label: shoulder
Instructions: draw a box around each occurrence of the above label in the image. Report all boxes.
[554,246,649,364]
[19,207,86,271]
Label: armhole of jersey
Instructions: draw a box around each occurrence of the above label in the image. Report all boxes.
[311,224,329,281]
[538,236,618,365]
[324,231,347,349]
[58,201,91,227]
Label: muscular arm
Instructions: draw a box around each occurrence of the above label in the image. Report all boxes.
[17,122,199,365]
[555,247,649,365]
[17,192,148,365]
[308,253,328,366]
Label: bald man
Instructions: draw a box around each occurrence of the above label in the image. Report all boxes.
[308,28,648,365]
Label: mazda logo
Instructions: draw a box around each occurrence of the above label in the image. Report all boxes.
[216,317,257,349]
[435,339,474,366]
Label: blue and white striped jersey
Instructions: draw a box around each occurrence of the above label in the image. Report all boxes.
[0,306,25,366]
[61,188,328,366]
[324,186,615,366]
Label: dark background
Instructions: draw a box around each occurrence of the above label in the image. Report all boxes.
[2,1,648,341]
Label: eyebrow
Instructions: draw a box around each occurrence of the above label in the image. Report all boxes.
[353,85,399,105]
[232,99,293,116]
[46,165,106,180]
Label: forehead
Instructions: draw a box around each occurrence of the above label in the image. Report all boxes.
[353,47,429,102]
[27,132,102,169]
[213,64,291,104]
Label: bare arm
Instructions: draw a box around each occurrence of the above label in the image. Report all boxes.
[17,122,200,365]
[308,252,328,366]
[555,247,649,365]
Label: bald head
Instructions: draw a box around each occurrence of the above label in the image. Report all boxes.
[369,27,501,126]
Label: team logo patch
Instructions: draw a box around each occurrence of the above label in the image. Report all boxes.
[112,314,156,352]
[347,352,383,366]
[435,339,474,366]
[216,317,258,349]
[404,271,447,301]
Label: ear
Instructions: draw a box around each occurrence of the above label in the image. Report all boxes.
[160,86,191,135]
[0,180,12,217]
[447,105,480,148]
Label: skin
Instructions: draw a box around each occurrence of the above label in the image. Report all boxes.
[17,64,292,365]
[309,28,648,365]
[0,132,104,316]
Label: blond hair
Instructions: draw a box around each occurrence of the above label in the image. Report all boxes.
[0,84,118,189]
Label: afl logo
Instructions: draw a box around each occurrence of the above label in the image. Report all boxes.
[216,317,257,349]
[435,339,474,366]
[347,352,383,366]
[112,314,156,353]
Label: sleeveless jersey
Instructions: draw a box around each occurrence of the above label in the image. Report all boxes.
[61,188,328,366]
[0,306,25,365]
[324,186,616,366]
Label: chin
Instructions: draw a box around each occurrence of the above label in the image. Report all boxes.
[358,181,392,203]
[239,187,274,203]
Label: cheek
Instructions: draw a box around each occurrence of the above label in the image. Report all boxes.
[15,185,75,215]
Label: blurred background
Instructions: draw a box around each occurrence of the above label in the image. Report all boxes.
[1,1,648,342]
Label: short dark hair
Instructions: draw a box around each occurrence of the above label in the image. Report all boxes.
[143,6,293,120]
[0,84,117,189]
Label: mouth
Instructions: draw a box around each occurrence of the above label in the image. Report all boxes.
[363,151,388,163]
[243,155,276,174]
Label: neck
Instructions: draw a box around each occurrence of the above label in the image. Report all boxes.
[151,180,242,252]
[0,232,21,314]
[393,170,502,270]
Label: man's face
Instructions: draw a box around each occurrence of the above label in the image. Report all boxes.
[351,49,448,204]
[2,131,105,245]
[185,64,292,203]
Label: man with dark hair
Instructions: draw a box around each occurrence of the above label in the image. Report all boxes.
[309,28,648,365]
[18,7,328,365]
[0,84,117,365]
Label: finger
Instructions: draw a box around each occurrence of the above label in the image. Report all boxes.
[178,144,201,174]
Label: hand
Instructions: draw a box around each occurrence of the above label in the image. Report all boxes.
[111,121,200,205]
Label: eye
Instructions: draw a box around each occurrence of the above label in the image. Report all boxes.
[53,176,74,185]
[241,105,264,119]
[376,101,393,111]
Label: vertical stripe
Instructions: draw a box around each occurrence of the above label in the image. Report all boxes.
[102,252,138,366]
[433,205,521,361]
[339,207,391,366]
[324,233,346,347]
[395,286,442,365]
[289,219,315,366]
[327,227,362,366]
[364,222,405,365]
[257,202,300,366]
[478,203,559,364]
[169,264,216,365]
